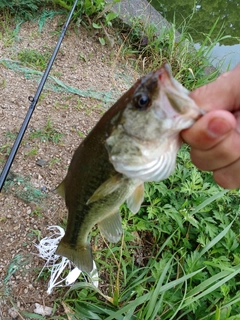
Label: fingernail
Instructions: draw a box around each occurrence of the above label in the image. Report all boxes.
[208,118,232,138]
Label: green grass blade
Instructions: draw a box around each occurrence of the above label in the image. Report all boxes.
[105,293,151,320]
[186,268,236,298]
[183,265,240,308]
[20,311,46,319]
[145,256,174,319]
[199,221,233,257]
[190,190,228,215]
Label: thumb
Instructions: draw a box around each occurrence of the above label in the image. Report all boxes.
[189,63,240,112]
[181,110,236,150]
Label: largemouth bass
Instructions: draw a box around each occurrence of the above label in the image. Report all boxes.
[56,64,203,273]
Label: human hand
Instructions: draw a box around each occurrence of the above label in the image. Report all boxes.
[181,64,240,189]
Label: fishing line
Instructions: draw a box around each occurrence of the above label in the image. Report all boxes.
[0,0,79,191]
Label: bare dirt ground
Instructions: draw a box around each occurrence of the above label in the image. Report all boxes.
[0,15,139,319]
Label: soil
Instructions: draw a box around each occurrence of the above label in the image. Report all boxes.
[0,15,139,319]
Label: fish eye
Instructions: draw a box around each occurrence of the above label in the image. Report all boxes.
[134,93,151,110]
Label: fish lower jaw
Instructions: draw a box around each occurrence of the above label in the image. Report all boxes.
[111,150,177,183]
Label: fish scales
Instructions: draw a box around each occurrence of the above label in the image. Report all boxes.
[56,64,204,273]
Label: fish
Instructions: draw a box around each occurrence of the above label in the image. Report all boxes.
[56,63,203,273]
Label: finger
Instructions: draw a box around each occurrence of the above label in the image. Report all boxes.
[190,127,240,171]
[181,110,236,150]
[213,159,240,189]
[233,111,240,133]
[190,63,240,112]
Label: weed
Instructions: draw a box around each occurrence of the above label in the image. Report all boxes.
[24,148,38,157]
[0,132,18,161]
[0,11,17,47]
[120,17,227,89]
[77,130,86,138]
[5,131,17,140]
[17,47,52,71]
[3,254,32,286]
[35,266,52,281]
[28,229,42,242]
[54,101,69,109]
[52,70,63,77]
[84,102,105,115]
[49,157,61,167]
[30,207,43,217]
[75,99,84,110]
[29,118,63,143]
[3,173,46,204]
[78,52,88,62]
[0,143,11,159]
[0,78,6,87]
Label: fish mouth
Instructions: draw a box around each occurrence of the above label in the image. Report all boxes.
[156,64,205,120]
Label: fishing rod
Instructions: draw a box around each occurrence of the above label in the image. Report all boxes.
[0,0,79,192]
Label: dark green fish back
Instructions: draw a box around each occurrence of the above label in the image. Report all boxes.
[56,83,140,272]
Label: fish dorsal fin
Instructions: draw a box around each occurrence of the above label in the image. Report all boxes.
[56,180,65,199]
[126,183,144,214]
[87,174,125,205]
[98,210,122,243]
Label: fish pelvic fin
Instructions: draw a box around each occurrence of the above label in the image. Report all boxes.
[56,180,65,199]
[98,210,122,243]
[87,173,126,205]
[126,183,144,214]
[56,240,93,273]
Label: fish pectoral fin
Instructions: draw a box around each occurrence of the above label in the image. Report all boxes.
[56,180,65,199]
[87,174,126,205]
[98,210,122,243]
[56,239,93,273]
[126,183,144,214]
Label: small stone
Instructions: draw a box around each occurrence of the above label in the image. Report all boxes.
[34,303,53,316]
[8,307,18,318]
[36,159,47,167]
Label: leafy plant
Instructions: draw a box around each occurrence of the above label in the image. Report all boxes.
[53,0,109,18]
[29,118,63,143]
[17,48,52,71]
[61,145,240,319]
[0,0,43,21]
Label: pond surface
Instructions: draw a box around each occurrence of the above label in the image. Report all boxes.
[149,0,240,71]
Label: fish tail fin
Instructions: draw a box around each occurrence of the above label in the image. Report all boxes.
[56,240,93,273]
[56,180,66,199]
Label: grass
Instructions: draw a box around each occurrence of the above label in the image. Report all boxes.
[62,146,240,319]
[119,16,229,90]
[0,131,18,163]
[0,1,239,319]
[0,10,18,47]
[17,47,52,71]
[29,118,64,143]
[3,172,46,204]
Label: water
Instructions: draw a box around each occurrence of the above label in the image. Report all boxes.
[149,0,240,71]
